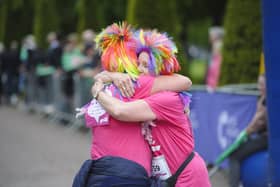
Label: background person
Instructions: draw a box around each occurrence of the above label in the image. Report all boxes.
[228,74,268,187]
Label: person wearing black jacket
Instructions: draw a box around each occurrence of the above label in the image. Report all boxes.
[1,41,21,104]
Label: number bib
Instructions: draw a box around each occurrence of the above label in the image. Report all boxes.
[152,155,172,180]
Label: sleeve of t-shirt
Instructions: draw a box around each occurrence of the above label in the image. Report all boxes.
[133,75,155,99]
[144,91,184,122]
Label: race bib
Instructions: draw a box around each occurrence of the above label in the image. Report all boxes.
[152,155,172,180]
[85,99,109,127]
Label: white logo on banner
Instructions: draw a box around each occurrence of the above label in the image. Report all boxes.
[217,111,240,149]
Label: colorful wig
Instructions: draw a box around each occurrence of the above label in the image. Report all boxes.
[135,29,181,75]
[95,22,139,78]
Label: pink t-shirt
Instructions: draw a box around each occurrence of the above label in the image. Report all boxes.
[145,92,211,187]
[90,75,155,174]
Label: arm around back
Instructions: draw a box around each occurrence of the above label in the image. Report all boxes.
[151,73,192,94]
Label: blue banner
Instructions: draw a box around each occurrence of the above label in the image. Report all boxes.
[189,91,258,164]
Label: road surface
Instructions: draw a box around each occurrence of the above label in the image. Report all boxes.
[0,107,90,187]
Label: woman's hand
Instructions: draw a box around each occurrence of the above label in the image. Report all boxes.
[111,73,135,97]
[91,80,104,99]
[94,71,135,97]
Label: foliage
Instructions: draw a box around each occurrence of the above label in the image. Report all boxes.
[33,0,59,47]
[0,2,8,42]
[0,0,228,61]
[187,18,212,48]
[220,0,262,84]
[188,59,208,84]
[55,0,77,35]
[76,0,105,33]
[0,0,35,45]
[76,0,128,34]
[131,0,180,39]
[126,0,136,25]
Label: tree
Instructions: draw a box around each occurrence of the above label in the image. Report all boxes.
[76,0,128,34]
[76,0,105,33]
[0,0,33,44]
[33,0,59,47]
[130,0,180,39]
[0,1,8,42]
[220,0,262,84]
[126,0,136,24]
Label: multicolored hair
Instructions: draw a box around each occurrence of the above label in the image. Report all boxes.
[135,29,181,75]
[95,22,139,78]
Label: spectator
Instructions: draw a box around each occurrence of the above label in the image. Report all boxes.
[82,29,95,47]
[206,27,224,91]
[0,42,5,104]
[228,74,268,187]
[19,35,37,106]
[61,33,82,113]
[46,32,63,70]
[1,41,21,105]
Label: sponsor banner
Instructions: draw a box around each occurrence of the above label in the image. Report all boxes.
[189,91,257,165]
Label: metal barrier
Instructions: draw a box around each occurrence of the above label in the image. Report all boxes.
[22,71,87,129]
[191,83,259,95]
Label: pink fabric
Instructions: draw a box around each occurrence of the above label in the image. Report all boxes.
[84,99,110,127]
[144,92,211,187]
[90,75,155,174]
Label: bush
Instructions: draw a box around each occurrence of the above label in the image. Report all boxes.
[220,0,262,85]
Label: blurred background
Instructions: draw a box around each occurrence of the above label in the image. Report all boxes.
[0,0,264,186]
[0,0,262,85]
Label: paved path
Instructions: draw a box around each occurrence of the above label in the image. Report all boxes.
[0,106,229,187]
[0,107,90,187]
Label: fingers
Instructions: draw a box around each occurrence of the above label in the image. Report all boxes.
[123,78,134,97]
[119,86,127,98]
[121,83,133,97]
[116,78,135,97]
[120,84,130,98]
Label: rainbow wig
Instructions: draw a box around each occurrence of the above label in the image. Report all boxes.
[95,22,139,78]
[135,29,181,75]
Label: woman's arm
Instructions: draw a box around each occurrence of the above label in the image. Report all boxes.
[92,81,156,122]
[94,71,192,96]
[151,73,192,94]
[246,96,267,135]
